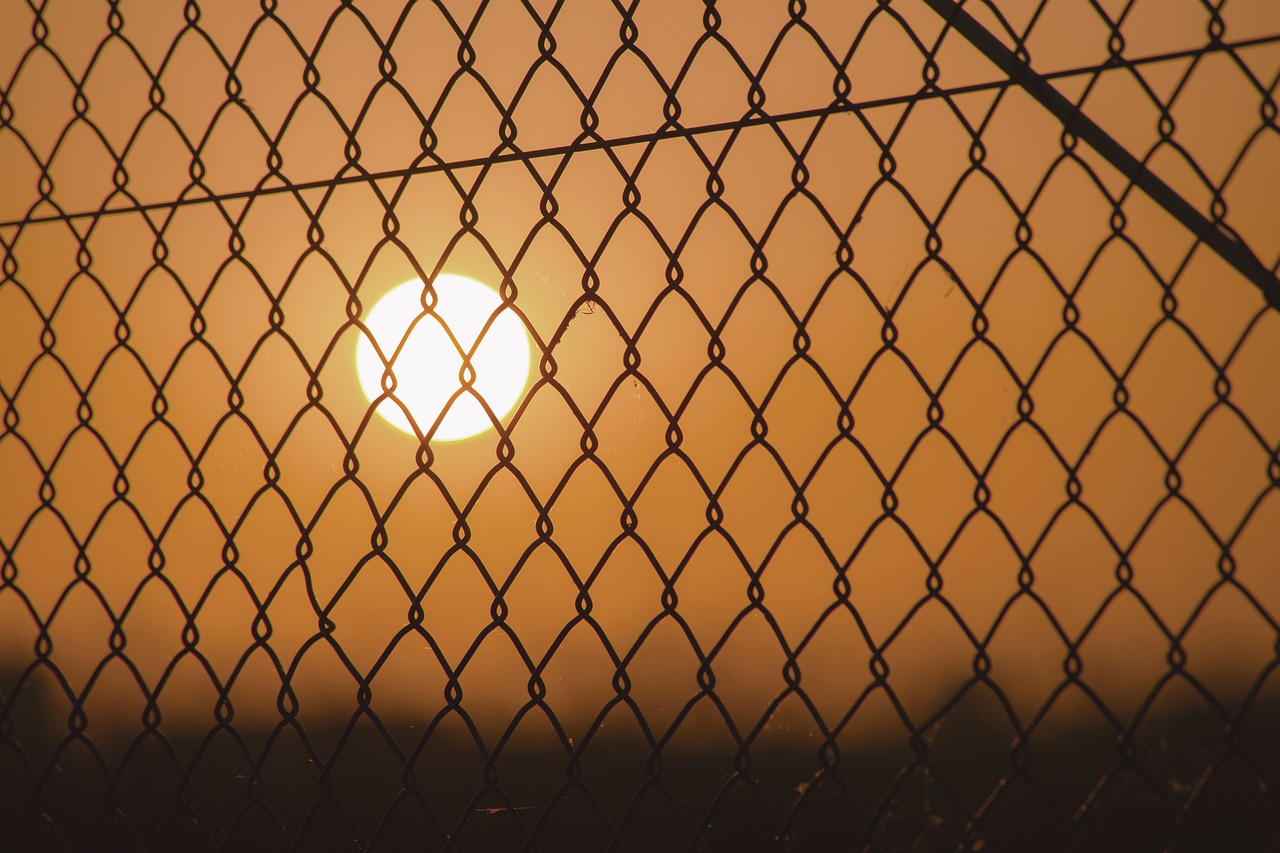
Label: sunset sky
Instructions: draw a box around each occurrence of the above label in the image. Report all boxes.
[1,0,1278,769]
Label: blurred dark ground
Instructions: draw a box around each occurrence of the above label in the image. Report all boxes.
[3,661,1279,852]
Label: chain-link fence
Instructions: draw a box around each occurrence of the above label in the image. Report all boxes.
[2,0,1279,850]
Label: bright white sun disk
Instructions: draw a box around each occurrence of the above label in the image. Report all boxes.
[355,274,531,441]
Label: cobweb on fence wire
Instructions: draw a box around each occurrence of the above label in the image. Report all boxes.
[1,0,1279,849]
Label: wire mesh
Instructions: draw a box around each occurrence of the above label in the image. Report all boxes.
[2,0,1279,850]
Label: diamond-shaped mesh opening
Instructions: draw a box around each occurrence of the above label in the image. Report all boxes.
[2,0,1279,849]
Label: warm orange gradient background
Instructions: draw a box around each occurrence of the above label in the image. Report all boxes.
[2,0,1278,765]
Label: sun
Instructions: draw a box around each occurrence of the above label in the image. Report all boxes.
[355,274,532,441]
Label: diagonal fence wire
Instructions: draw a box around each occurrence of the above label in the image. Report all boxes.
[923,0,1280,309]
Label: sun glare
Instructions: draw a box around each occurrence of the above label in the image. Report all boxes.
[355,274,532,441]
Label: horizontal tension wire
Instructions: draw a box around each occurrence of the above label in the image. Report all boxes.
[1,31,1277,237]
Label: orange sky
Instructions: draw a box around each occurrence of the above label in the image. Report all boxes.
[1,0,1278,754]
